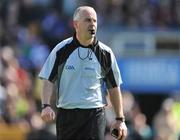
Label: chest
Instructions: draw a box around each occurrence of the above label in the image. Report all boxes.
[63,48,101,77]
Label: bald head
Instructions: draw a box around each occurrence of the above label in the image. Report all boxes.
[73,6,97,21]
[73,6,97,45]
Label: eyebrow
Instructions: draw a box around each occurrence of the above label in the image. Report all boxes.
[84,17,96,22]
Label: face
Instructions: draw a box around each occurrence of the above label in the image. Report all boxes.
[73,8,97,40]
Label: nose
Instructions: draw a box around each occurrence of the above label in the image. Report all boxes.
[91,19,95,23]
[89,20,94,26]
[89,18,96,25]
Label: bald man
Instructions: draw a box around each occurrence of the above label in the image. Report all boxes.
[39,6,127,140]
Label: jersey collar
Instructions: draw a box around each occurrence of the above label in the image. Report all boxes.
[73,33,98,48]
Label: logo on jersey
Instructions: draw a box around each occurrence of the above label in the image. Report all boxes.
[84,67,95,71]
[65,65,75,70]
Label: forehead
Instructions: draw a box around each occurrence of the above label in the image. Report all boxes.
[79,8,97,19]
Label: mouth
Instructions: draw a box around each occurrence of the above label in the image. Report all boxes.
[88,29,95,35]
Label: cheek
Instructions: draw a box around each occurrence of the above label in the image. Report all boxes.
[95,23,97,28]
[80,25,87,31]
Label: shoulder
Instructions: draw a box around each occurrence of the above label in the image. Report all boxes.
[52,37,73,53]
[51,37,73,54]
[98,41,113,53]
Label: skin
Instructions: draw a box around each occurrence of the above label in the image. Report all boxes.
[108,88,128,140]
[41,80,55,122]
[40,6,127,140]
[73,6,97,46]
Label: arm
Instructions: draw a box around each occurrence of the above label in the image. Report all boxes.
[41,80,56,122]
[105,49,127,139]
[41,80,54,104]
[108,87,124,118]
[108,87,127,140]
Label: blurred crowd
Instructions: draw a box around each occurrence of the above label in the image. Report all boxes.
[0,0,180,140]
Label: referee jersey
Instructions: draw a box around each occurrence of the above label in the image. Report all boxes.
[39,35,122,109]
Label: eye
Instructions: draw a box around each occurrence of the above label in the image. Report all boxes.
[93,19,97,23]
[85,18,91,22]
[84,18,96,23]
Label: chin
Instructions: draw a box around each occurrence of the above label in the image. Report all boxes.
[89,34,95,38]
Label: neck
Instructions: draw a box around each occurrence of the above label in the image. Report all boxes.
[76,34,94,47]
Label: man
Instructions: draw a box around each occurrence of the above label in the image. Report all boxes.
[39,6,127,140]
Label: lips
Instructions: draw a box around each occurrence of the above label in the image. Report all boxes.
[88,29,95,34]
[89,29,95,34]
[89,29,95,31]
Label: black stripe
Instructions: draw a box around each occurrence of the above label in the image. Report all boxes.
[106,67,118,88]
[92,44,118,88]
[49,41,77,81]
[56,62,66,103]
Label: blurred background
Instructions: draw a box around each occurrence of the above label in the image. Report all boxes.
[0,0,180,140]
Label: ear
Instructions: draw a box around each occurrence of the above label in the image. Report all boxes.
[73,21,78,29]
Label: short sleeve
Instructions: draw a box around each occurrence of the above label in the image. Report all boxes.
[105,50,122,89]
[38,47,58,82]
